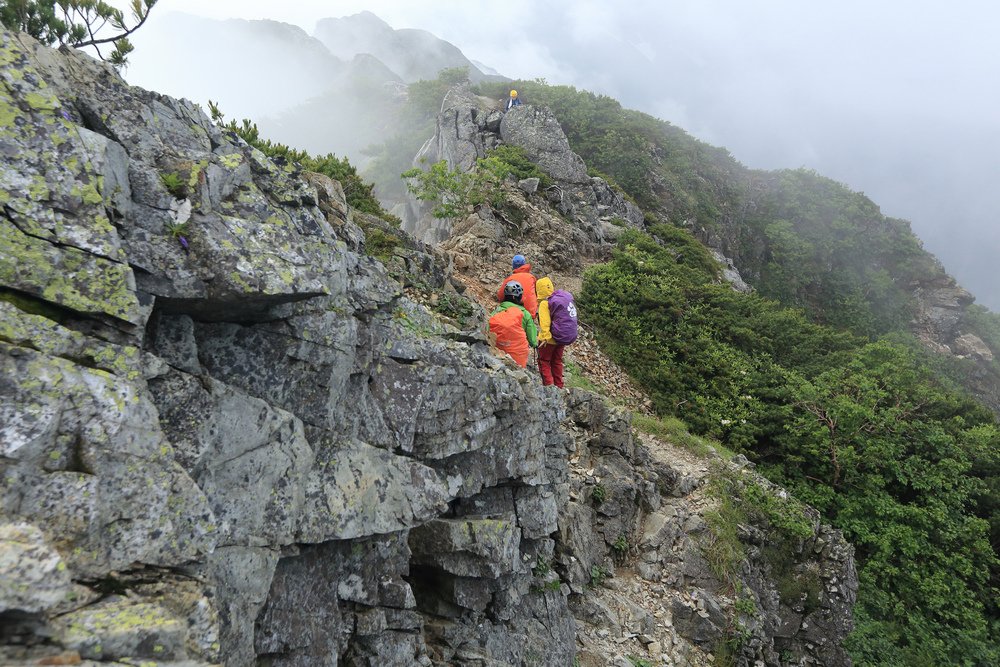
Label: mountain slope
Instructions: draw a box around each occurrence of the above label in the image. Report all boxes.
[469,79,1000,412]
[258,53,405,161]
[126,11,506,166]
[0,28,858,667]
[314,10,506,84]
[405,83,999,665]
[128,12,346,117]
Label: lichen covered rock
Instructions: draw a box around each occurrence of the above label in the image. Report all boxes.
[0,522,73,614]
[0,26,857,667]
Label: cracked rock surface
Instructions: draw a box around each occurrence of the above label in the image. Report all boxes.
[1,29,856,667]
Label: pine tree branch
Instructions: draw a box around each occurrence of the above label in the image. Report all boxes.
[71,3,152,49]
[78,5,98,46]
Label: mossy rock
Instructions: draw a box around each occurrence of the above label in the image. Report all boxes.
[56,597,187,661]
[0,220,140,324]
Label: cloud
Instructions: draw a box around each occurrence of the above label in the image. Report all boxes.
[117,0,1000,309]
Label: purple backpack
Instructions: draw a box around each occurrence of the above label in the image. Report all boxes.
[548,290,578,345]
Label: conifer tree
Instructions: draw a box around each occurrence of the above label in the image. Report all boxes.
[0,0,157,68]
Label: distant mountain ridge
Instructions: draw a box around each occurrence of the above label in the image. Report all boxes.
[127,12,346,117]
[126,10,507,162]
[314,11,506,84]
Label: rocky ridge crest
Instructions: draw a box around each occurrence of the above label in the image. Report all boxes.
[402,84,644,247]
[1,31,854,667]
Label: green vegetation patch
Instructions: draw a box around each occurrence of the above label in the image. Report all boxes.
[702,467,812,586]
[159,171,186,198]
[632,412,728,459]
[487,144,553,189]
[217,113,397,223]
[743,170,938,336]
[582,225,1000,662]
[563,360,601,393]
[402,155,512,222]
[361,224,401,261]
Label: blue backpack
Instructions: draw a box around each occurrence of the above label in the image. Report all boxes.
[548,290,578,345]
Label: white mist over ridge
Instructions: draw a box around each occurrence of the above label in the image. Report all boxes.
[118,0,1000,310]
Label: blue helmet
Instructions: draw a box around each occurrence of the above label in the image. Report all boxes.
[512,254,527,269]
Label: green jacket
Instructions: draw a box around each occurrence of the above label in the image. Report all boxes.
[493,301,538,348]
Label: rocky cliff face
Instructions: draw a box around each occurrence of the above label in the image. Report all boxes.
[554,396,856,667]
[1,31,855,667]
[403,84,643,246]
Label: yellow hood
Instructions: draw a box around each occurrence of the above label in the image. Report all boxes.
[536,277,554,299]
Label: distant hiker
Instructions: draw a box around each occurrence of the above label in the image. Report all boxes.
[536,277,578,388]
[497,254,538,317]
[506,89,523,111]
[489,281,538,368]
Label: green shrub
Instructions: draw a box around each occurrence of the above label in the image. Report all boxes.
[589,564,610,587]
[361,226,400,260]
[1,0,156,69]
[164,220,190,240]
[718,471,813,536]
[430,291,475,324]
[590,484,608,504]
[160,171,186,198]
[702,468,813,588]
[734,595,757,617]
[530,578,561,594]
[402,153,517,221]
[487,144,553,189]
[702,496,745,585]
[217,115,397,223]
[532,556,551,577]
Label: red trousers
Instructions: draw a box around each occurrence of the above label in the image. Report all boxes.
[538,343,565,388]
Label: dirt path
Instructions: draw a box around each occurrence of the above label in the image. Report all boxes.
[451,259,729,667]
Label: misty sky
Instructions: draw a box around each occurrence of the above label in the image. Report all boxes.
[113,0,999,310]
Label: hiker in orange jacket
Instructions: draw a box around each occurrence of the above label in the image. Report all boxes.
[489,281,538,367]
[497,254,538,318]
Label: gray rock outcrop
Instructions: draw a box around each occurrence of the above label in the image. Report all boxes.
[952,332,994,361]
[500,105,589,184]
[0,29,572,666]
[402,84,643,245]
[910,272,976,352]
[314,11,504,85]
[558,394,857,667]
[710,248,753,293]
[0,29,857,667]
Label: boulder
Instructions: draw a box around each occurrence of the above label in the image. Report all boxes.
[518,177,540,194]
[500,105,590,184]
[0,523,73,614]
[953,332,994,361]
[54,597,188,662]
